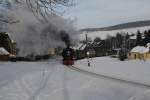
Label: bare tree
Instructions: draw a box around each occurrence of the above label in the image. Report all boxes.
[0,0,74,24]
[0,18,19,24]
[15,0,74,20]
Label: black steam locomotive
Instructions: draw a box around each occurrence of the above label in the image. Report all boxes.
[62,46,74,65]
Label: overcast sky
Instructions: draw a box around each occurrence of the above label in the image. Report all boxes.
[64,0,150,29]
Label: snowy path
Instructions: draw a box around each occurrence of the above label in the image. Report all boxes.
[0,59,150,100]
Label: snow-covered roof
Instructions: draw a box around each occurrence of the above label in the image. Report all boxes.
[129,35,136,39]
[0,47,9,55]
[131,46,149,53]
[73,43,82,50]
[79,44,86,50]
[147,43,150,48]
[73,43,86,50]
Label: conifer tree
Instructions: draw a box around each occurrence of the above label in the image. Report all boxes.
[135,30,143,46]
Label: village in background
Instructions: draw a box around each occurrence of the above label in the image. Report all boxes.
[0,26,150,61]
[76,28,150,61]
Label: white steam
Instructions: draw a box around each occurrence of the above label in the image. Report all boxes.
[1,1,78,56]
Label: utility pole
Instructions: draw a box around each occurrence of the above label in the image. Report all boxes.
[85,34,88,52]
[86,34,88,46]
[85,34,90,67]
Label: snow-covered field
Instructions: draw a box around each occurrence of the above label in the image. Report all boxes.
[0,58,150,100]
[75,57,150,86]
[79,26,150,40]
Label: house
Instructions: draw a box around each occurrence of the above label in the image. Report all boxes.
[73,43,87,59]
[47,48,56,56]
[128,45,150,60]
[0,32,17,56]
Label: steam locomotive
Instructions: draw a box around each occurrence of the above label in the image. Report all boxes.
[62,46,74,65]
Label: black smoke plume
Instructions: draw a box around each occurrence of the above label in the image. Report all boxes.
[60,30,71,47]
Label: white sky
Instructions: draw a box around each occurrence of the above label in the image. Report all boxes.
[64,0,150,29]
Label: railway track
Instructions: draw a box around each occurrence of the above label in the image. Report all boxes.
[66,65,150,88]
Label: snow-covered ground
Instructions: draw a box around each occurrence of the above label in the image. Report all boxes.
[79,26,150,40]
[75,57,150,86]
[0,58,150,100]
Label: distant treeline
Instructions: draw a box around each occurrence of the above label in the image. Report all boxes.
[80,20,150,32]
